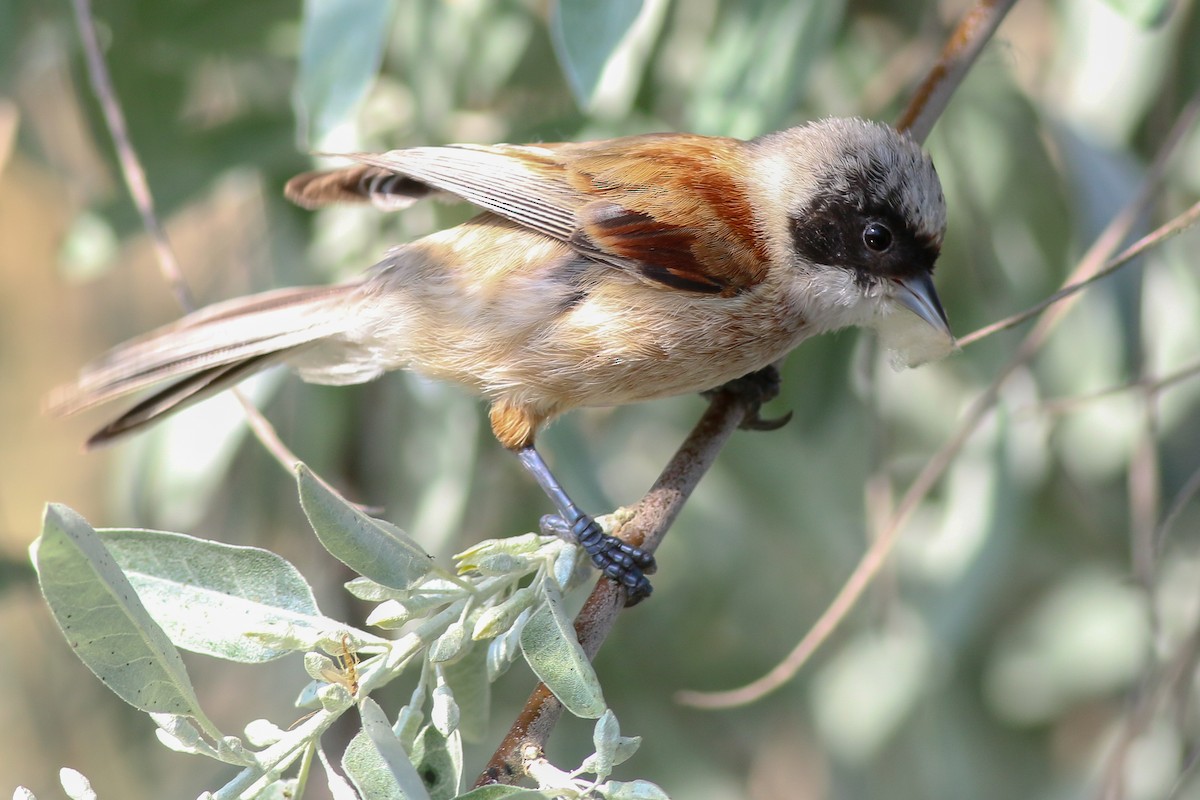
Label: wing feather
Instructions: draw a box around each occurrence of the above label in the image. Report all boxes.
[294,133,771,294]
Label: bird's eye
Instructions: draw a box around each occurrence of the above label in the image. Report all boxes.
[863,222,893,252]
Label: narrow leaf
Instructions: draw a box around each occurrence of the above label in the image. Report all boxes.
[32,505,210,724]
[549,0,644,107]
[409,725,462,800]
[100,529,336,662]
[296,0,397,144]
[519,583,605,718]
[441,638,491,741]
[1100,0,1172,26]
[297,464,434,590]
[596,779,671,800]
[354,697,432,800]
[454,788,552,800]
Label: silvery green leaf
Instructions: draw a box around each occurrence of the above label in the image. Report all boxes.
[441,638,490,741]
[393,668,430,748]
[473,587,536,640]
[59,768,97,800]
[519,582,605,718]
[429,621,469,664]
[487,607,533,682]
[98,528,332,662]
[256,779,299,800]
[151,714,220,759]
[345,698,431,800]
[455,533,547,566]
[552,543,580,590]
[215,736,256,767]
[319,682,354,713]
[549,0,644,107]
[469,553,531,576]
[365,599,412,629]
[454,787,554,799]
[245,718,285,748]
[32,505,213,726]
[409,725,462,800]
[1100,0,1173,26]
[430,683,459,736]
[296,0,397,144]
[296,679,323,710]
[343,728,405,800]
[345,576,404,602]
[305,651,338,682]
[297,464,434,590]
[594,779,671,800]
[366,588,459,628]
[582,709,640,780]
[318,745,361,800]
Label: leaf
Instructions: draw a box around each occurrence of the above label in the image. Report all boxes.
[595,779,671,800]
[343,728,405,800]
[408,724,463,800]
[297,464,435,590]
[346,697,432,800]
[31,505,212,725]
[430,683,459,737]
[296,0,397,144]
[581,709,641,780]
[99,529,336,662]
[549,0,644,107]
[428,621,469,664]
[441,637,491,742]
[455,788,553,800]
[59,769,97,800]
[519,583,605,718]
[1100,0,1173,26]
[473,587,536,641]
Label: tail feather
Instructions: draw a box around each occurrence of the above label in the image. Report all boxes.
[48,284,360,442]
[84,354,282,449]
[285,164,448,211]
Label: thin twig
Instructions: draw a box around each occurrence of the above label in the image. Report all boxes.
[678,87,1200,710]
[70,0,308,476]
[958,200,1200,349]
[1037,355,1200,416]
[1157,462,1200,556]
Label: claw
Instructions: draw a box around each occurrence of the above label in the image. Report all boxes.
[519,446,655,604]
[703,364,792,433]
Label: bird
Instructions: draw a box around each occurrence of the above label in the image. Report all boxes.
[48,116,954,603]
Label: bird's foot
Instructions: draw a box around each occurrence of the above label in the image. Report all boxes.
[703,364,793,431]
[540,513,656,604]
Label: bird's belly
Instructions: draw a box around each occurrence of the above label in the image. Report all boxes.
[530,284,810,409]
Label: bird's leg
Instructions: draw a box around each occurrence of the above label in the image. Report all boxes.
[515,446,655,603]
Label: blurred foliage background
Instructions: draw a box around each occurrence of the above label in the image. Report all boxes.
[3,0,1200,798]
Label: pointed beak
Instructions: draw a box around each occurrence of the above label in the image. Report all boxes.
[889,272,951,337]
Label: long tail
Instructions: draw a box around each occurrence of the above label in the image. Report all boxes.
[47,284,358,448]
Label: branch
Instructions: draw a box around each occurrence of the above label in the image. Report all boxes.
[895,0,1020,143]
[69,0,310,477]
[477,0,1019,782]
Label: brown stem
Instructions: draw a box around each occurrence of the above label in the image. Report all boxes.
[896,0,1020,143]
